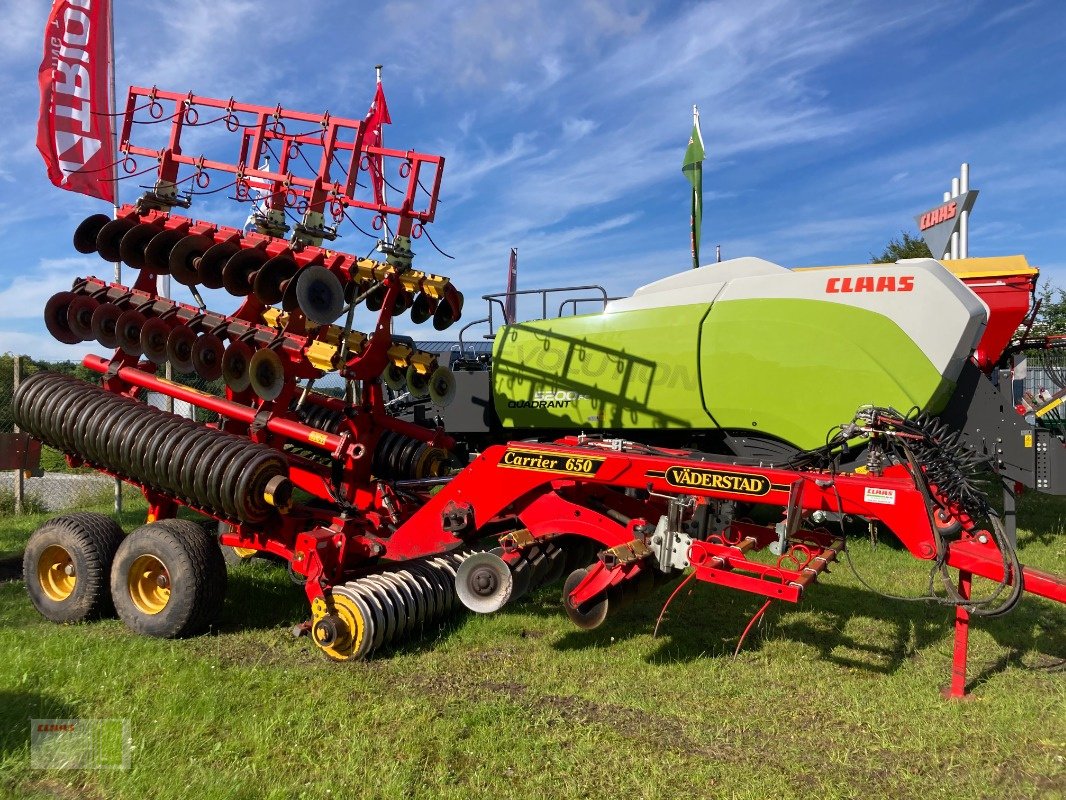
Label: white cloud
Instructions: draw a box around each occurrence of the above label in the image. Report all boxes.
[562,118,597,141]
[0,0,47,70]
[0,329,108,362]
[0,256,99,318]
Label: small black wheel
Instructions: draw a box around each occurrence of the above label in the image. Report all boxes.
[111,519,227,638]
[24,513,125,623]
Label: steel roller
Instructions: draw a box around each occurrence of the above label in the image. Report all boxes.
[326,551,471,659]
[11,372,291,523]
[371,430,450,481]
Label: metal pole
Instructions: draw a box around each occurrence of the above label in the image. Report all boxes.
[109,0,121,287]
[959,163,969,259]
[13,356,23,515]
[109,8,122,517]
[375,65,390,246]
[941,191,951,260]
[949,177,960,260]
[161,273,174,415]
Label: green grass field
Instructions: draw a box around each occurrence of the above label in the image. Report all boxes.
[0,495,1063,800]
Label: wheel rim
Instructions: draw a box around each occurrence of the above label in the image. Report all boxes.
[317,593,371,661]
[127,554,171,615]
[37,545,76,602]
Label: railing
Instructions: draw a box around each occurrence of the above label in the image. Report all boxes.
[480,285,621,338]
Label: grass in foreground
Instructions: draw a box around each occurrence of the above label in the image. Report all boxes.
[0,496,1062,799]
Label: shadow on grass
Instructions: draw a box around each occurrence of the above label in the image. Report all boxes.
[0,690,76,761]
[202,544,1066,682]
[0,554,21,583]
[1013,491,1066,547]
[527,573,1066,682]
[215,561,308,633]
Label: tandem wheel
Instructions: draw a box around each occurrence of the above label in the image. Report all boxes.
[24,512,125,623]
[110,519,227,637]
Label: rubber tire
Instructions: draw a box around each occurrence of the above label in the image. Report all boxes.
[110,519,227,638]
[24,513,125,623]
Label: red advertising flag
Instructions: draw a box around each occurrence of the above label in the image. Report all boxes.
[36,0,115,203]
[363,80,391,207]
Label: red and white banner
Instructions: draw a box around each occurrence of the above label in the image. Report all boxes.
[363,80,391,207]
[36,0,115,203]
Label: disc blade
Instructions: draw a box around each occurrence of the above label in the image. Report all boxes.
[455,552,513,613]
[167,325,197,373]
[221,247,269,297]
[198,242,240,290]
[73,214,110,254]
[248,347,284,401]
[65,295,99,342]
[168,234,214,285]
[562,567,609,630]
[427,365,456,407]
[222,341,253,393]
[89,303,122,348]
[295,265,345,325]
[191,333,225,381]
[252,254,298,305]
[143,228,185,274]
[119,223,162,269]
[43,291,80,344]
[96,218,135,263]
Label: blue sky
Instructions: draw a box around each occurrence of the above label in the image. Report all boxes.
[1,0,1065,359]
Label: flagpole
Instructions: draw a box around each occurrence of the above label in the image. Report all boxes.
[109,0,120,285]
[693,104,700,270]
[375,64,391,246]
[108,0,122,517]
[685,104,703,270]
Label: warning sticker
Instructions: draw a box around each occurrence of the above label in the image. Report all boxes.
[864,487,896,505]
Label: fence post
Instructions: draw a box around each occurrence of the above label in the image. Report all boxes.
[13,355,23,515]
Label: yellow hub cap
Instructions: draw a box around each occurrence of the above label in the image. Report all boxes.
[38,545,76,602]
[128,555,171,615]
[317,594,370,662]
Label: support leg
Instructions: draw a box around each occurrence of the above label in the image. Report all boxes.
[1002,479,1017,549]
[943,570,972,700]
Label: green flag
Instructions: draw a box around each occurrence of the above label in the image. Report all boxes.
[682,115,704,269]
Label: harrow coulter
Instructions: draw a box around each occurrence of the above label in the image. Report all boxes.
[16,85,1066,697]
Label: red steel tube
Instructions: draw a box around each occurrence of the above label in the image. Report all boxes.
[82,355,347,456]
[946,539,1066,605]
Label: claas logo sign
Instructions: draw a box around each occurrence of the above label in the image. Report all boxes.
[914,189,978,258]
[826,275,914,293]
[918,201,957,231]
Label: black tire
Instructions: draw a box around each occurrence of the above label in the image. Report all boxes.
[24,513,125,623]
[110,519,227,638]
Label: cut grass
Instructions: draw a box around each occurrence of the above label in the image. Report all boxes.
[0,495,1062,799]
